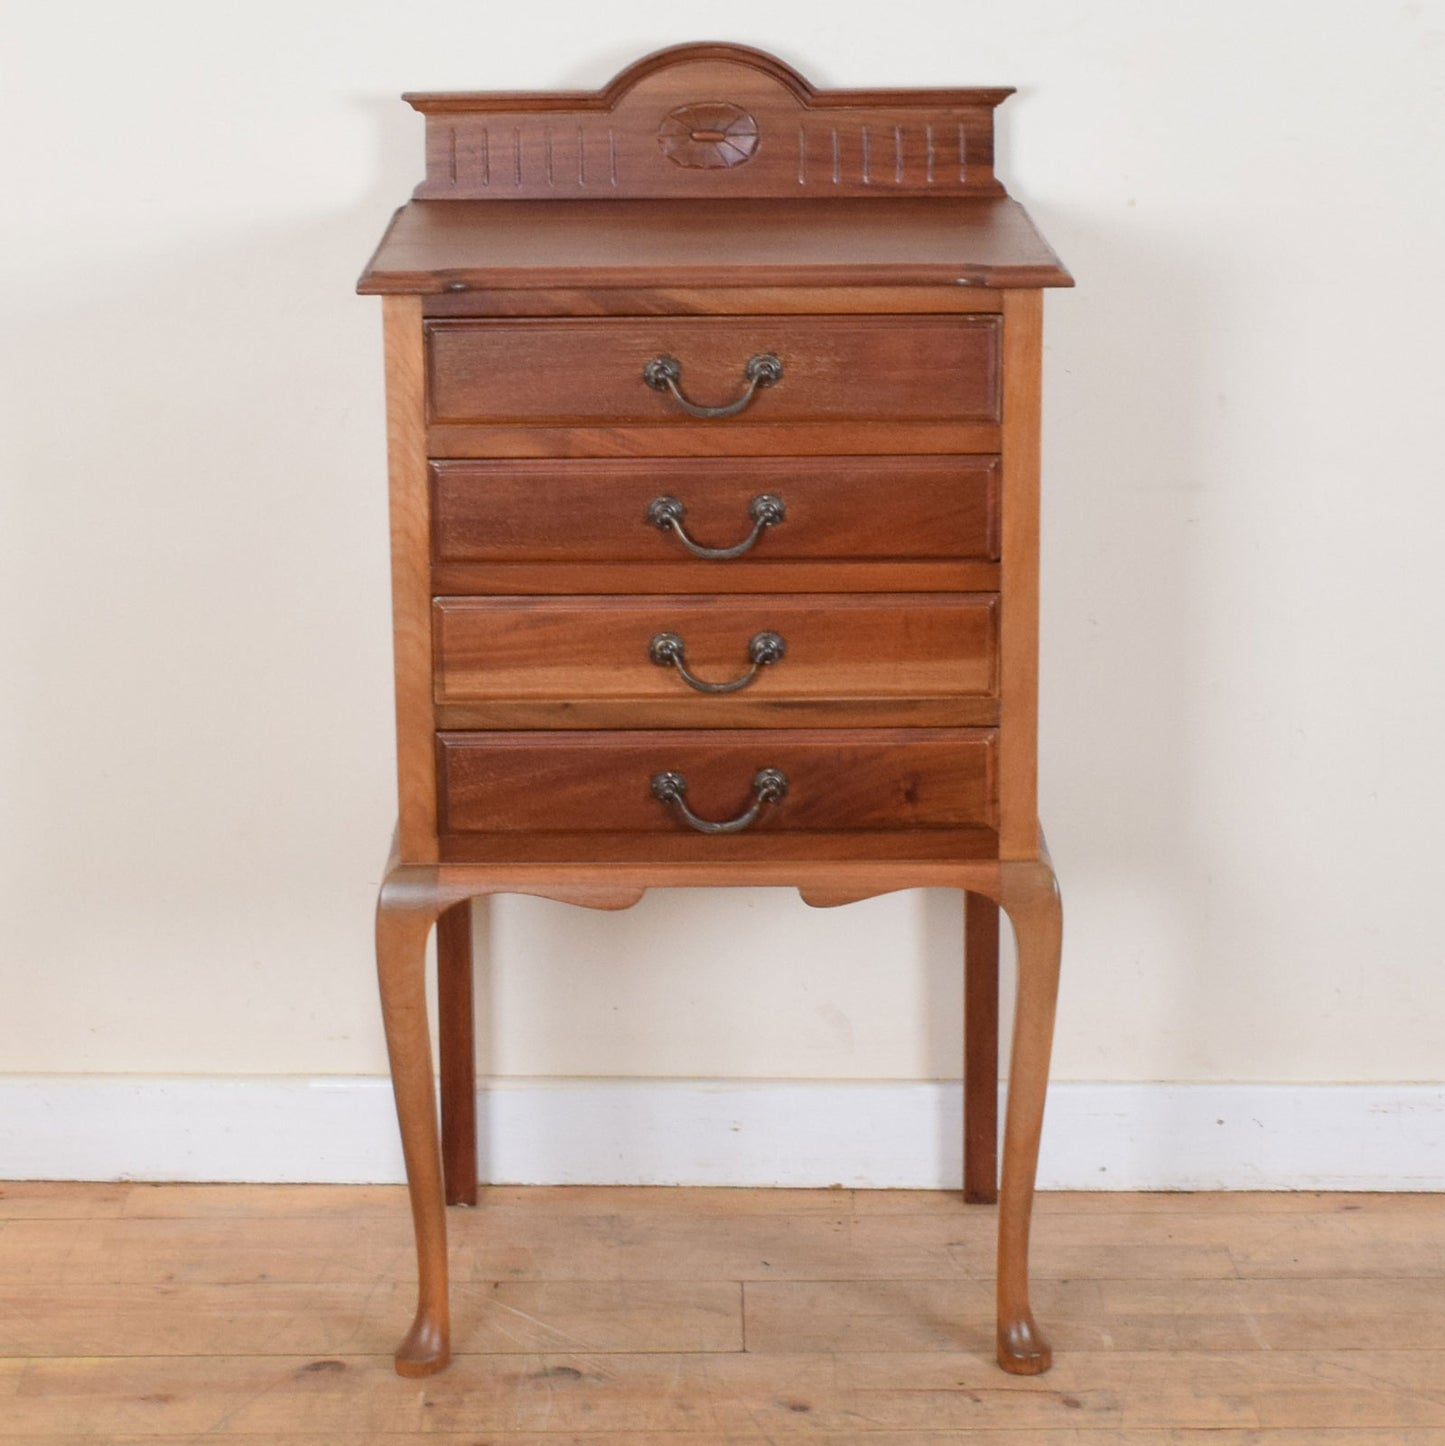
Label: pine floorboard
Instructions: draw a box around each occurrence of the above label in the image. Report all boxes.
[0,1182,1442,1442]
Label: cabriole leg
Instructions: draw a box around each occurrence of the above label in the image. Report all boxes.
[376,878,451,1377]
[995,859,1063,1375]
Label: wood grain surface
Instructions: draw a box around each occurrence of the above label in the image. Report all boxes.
[435,902,477,1208]
[436,727,998,836]
[433,827,1004,866]
[381,295,439,862]
[432,594,998,729]
[424,315,1000,427]
[401,43,1012,203]
[421,285,1007,316]
[997,289,1044,860]
[359,197,1073,293]
[1,1182,1441,1441]
[431,558,1003,597]
[964,890,1001,1204]
[431,455,1000,566]
[425,418,1003,459]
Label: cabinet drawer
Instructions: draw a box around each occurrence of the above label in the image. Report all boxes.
[432,594,997,729]
[437,729,996,835]
[431,456,999,566]
[425,315,1000,427]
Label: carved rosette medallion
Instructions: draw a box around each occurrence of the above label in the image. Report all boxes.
[657,102,760,169]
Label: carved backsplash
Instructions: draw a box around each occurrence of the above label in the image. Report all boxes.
[406,43,1011,201]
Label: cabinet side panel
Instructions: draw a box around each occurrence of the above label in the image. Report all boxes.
[383,294,440,861]
[997,289,1042,859]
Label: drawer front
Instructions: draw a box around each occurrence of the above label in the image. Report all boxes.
[437,729,997,835]
[425,315,1000,427]
[434,594,996,716]
[431,456,999,565]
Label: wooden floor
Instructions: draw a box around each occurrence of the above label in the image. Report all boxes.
[0,1184,1443,1442]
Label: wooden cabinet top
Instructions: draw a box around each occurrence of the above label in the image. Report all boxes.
[358,43,1071,295]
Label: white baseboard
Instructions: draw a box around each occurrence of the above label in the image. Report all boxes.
[0,1076,1440,1190]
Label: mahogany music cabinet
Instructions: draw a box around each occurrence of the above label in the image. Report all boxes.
[358,43,1072,1378]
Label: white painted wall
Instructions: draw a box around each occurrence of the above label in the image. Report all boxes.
[1,2,1442,1180]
